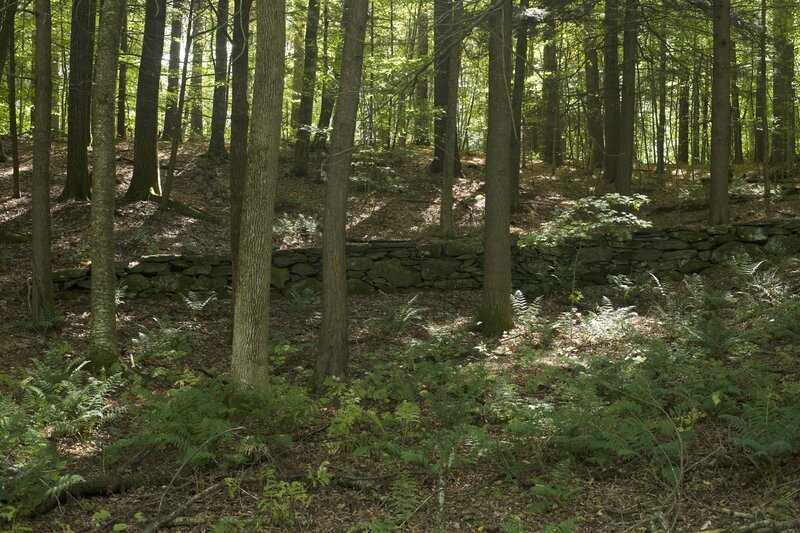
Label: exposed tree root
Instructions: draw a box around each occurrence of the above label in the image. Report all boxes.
[148,195,221,223]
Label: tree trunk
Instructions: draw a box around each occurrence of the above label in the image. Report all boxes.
[116,3,127,139]
[440,0,461,237]
[291,0,321,177]
[478,0,513,337]
[163,0,184,141]
[312,0,337,153]
[290,5,305,128]
[208,0,229,158]
[709,0,730,225]
[691,59,701,164]
[656,37,667,179]
[190,0,204,140]
[678,83,689,164]
[88,0,124,370]
[602,0,620,182]
[510,0,528,211]
[771,4,795,175]
[616,0,637,195]
[316,0,369,386]
[584,22,603,172]
[541,20,560,166]
[32,0,55,323]
[413,10,429,145]
[430,0,451,173]
[126,0,167,201]
[758,0,769,197]
[230,0,285,388]
[61,0,96,201]
[730,40,743,164]
[230,0,251,286]
[7,4,19,198]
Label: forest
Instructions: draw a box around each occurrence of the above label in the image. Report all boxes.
[1,0,800,529]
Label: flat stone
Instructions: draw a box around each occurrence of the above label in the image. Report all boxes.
[670,230,708,242]
[347,278,374,295]
[273,252,307,267]
[418,243,442,258]
[443,238,483,257]
[150,273,194,292]
[576,246,614,263]
[271,267,291,289]
[122,273,151,292]
[291,262,318,276]
[367,259,421,288]
[679,260,712,273]
[140,254,183,263]
[129,261,170,274]
[284,278,323,297]
[211,265,232,277]
[662,249,698,261]
[765,234,800,255]
[630,248,663,261]
[734,226,770,242]
[52,268,89,281]
[433,278,480,290]
[421,258,460,281]
[710,241,763,263]
[346,256,374,271]
[183,264,213,276]
[652,239,690,250]
[190,276,216,290]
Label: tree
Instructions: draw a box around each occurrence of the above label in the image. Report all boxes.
[291,0,321,177]
[311,0,340,154]
[61,0,96,201]
[231,0,285,387]
[616,0,638,194]
[116,3,128,139]
[126,0,167,201]
[602,0,621,182]
[510,0,529,211]
[771,1,795,175]
[88,0,124,369]
[230,0,252,284]
[190,0,204,140]
[7,2,19,198]
[316,0,369,386]
[208,0,229,158]
[478,0,513,337]
[32,0,55,323]
[584,21,604,172]
[709,0,730,225]
[430,0,452,173]
[413,10,429,145]
[163,0,184,141]
[440,0,461,237]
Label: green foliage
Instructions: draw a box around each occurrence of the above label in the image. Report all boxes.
[370,294,426,336]
[131,316,196,362]
[722,390,800,464]
[258,469,312,526]
[274,213,320,247]
[520,194,651,248]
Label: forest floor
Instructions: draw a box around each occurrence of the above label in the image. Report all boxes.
[1,142,799,532]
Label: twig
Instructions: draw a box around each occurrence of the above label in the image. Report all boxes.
[143,480,226,533]
[694,518,800,533]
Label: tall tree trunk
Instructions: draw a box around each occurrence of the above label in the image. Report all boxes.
[7,3,19,198]
[413,10,429,145]
[709,0,730,225]
[208,0,229,157]
[61,0,96,201]
[541,20,560,166]
[190,0,204,140]
[691,59,701,164]
[230,0,251,286]
[291,0,321,176]
[312,0,337,153]
[163,0,184,141]
[126,0,167,201]
[758,0,769,196]
[584,22,604,172]
[602,0,620,182]
[430,0,451,172]
[290,4,305,128]
[316,0,369,386]
[440,0,461,237]
[230,0,285,388]
[88,0,124,370]
[32,0,55,323]
[678,83,689,164]
[656,37,667,179]
[116,2,127,139]
[510,0,528,211]
[771,3,795,175]
[730,40,743,164]
[616,0,637,194]
[478,0,513,337]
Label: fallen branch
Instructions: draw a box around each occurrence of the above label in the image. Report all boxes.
[143,480,226,533]
[149,195,221,224]
[696,518,800,533]
[0,232,28,244]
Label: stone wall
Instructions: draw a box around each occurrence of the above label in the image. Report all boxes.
[52,220,800,299]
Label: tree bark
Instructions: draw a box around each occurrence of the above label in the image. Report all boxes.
[771,3,795,175]
[616,0,637,195]
[116,3,127,139]
[88,0,124,370]
[7,3,19,198]
[208,0,229,157]
[602,0,620,182]
[312,0,338,153]
[316,0,369,386]
[230,0,251,286]
[430,0,451,172]
[32,0,55,323]
[691,59,701,164]
[126,0,167,201]
[709,0,730,225]
[231,0,285,388]
[61,0,96,201]
[584,22,603,172]
[478,0,513,337]
[190,0,204,140]
[678,83,689,164]
[440,0,461,238]
[413,10,429,145]
[163,0,184,141]
[541,19,560,166]
[291,0,321,176]
[510,0,528,211]
[656,36,667,179]
[730,40,743,164]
